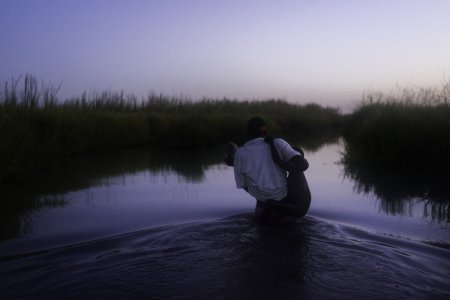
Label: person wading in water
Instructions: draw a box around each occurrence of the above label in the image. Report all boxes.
[222,117,311,224]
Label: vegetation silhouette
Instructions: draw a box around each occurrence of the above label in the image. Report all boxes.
[1,75,341,184]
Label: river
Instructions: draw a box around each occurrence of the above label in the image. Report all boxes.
[0,140,449,299]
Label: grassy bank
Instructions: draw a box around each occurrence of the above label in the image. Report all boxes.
[0,107,150,182]
[0,75,342,183]
[343,86,450,173]
[3,75,450,185]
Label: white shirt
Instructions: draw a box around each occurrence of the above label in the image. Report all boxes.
[233,137,300,201]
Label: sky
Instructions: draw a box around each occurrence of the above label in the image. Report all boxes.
[1,0,450,110]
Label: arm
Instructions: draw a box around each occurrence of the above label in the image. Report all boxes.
[221,142,237,166]
[233,151,251,192]
[265,136,309,172]
[286,155,309,172]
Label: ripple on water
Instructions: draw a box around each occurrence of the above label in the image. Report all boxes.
[1,214,449,300]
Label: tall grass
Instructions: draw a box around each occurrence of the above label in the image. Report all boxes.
[343,84,450,173]
[0,75,342,183]
[0,107,150,181]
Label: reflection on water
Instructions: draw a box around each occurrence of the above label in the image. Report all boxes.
[0,135,340,243]
[341,142,450,224]
[1,138,450,299]
[1,138,450,246]
[0,147,221,241]
[0,194,66,240]
[289,129,340,153]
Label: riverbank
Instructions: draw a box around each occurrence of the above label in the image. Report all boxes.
[342,86,450,174]
[0,76,342,183]
[2,75,450,184]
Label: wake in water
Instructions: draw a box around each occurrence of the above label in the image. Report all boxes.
[1,214,449,300]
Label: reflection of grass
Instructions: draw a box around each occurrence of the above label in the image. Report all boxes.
[291,128,341,152]
[0,75,342,183]
[0,146,219,240]
[0,191,66,241]
[342,84,450,223]
[343,84,450,173]
[342,150,449,223]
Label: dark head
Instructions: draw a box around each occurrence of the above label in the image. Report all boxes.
[246,116,267,139]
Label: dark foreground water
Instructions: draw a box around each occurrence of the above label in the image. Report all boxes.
[1,141,449,299]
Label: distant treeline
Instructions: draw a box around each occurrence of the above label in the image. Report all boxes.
[0,75,341,183]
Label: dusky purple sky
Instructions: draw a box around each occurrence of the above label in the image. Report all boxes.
[1,0,450,110]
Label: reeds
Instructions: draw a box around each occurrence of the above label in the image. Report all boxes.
[343,83,450,173]
[0,75,342,183]
[0,107,150,181]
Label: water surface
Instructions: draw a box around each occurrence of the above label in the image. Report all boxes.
[1,141,449,299]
